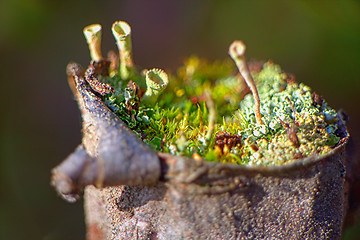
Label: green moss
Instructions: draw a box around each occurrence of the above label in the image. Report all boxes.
[102,57,341,166]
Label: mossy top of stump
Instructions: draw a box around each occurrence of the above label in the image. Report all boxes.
[51,21,349,202]
[83,22,343,166]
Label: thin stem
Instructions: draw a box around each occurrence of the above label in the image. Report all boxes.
[111,21,134,79]
[83,24,103,61]
[204,90,216,141]
[229,40,263,125]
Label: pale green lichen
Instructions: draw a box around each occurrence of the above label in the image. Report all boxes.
[237,62,340,165]
[142,68,169,105]
[112,21,134,80]
[83,24,103,61]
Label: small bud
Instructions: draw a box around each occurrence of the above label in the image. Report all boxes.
[83,24,103,61]
[111,21,134,79]
[142,68,169,105]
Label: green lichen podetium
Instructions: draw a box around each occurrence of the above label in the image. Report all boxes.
[102,55,340,166]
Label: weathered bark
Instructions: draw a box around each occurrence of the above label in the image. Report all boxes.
[51,62,160,202]
[51,61,356,239]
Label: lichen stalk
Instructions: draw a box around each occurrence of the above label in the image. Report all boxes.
[111,21,134,80]
[204,90,216,141]
[83,24,103,61]
[229,40,263,125]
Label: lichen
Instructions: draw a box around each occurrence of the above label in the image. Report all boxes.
[236,62,340,165]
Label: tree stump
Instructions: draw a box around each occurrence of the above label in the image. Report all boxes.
[51,68,352,239]
[51,22,357,240]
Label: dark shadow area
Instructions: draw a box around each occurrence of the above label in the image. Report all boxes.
[115,184,167,213]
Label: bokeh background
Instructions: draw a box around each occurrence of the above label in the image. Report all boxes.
[0,0,359,239]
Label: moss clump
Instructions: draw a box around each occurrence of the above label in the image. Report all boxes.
[101,56,340,166]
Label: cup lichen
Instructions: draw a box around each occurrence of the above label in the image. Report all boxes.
[83,24,103,61]
[111,21,134,80]
[82,21,342,167]
[142,68,169,105]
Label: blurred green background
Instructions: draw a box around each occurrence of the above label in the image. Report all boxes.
[0,0,359,239]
